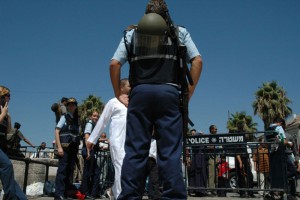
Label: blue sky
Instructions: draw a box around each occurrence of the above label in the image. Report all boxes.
[1,0,299,147]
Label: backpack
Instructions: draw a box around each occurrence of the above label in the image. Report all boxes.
[7,129,21,149]
[51,102,62,123]
[43,180,55,197]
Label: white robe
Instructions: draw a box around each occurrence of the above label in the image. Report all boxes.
[88,97,127,199]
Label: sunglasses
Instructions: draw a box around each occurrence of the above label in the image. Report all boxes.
[6,94,10,98]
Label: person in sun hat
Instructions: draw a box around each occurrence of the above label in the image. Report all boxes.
[0,85,27,200]
[54,97,80,200]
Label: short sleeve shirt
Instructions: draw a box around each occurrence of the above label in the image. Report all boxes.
[84,121,93,135]
[56,112,74,129]
[112,26,201,65]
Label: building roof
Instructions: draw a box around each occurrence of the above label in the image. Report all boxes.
[286,115,300,135]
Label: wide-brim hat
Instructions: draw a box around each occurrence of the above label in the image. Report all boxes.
[67,97,77,106]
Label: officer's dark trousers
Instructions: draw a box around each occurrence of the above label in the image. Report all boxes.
[118,84,187,200]
[80,150,100,197]
[269,145,287,190]
[55,145,78,198]
[0,148,27,200]
[145,157,161,200]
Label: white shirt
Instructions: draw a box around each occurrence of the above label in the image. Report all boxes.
[88,98,127,148]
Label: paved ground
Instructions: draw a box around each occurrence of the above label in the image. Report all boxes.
[26,193,265,200]
[10,180,300,200]
[26,191,300,200]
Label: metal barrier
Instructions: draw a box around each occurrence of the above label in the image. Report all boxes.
[97,150,114,195]
[184,132,289,197]
[9,147,114,196]
[8,155,58,193]
[10,133,293,198]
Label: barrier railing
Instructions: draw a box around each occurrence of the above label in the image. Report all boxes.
[8,155,58,193]
[9,147,114,195]
[10,132,293,198]
[184,132,289,197]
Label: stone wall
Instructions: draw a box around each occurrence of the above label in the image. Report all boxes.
[12,158,58,188]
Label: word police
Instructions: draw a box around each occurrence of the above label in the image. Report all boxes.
[186,133,245,146]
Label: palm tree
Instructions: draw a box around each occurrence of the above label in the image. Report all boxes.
[252,81,292,130]
[227,111,258,133]
[227,111,258,141]
[78,94,105,130]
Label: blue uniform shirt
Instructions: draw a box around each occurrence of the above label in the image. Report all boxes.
[84,121,93,135]
[56,112,74,129]
[112,26,201,65]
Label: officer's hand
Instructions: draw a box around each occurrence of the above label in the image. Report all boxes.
[86,141,94,160]
[86,141,94,152]
[86,149,91,160]
[57,146,64,157]
[118,94,129,107]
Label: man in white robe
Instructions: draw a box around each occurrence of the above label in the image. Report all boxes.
[87,78,130,199]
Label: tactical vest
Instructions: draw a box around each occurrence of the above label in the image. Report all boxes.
[125,29,179,88]
[59,113,80,146]
[82,120,99,156]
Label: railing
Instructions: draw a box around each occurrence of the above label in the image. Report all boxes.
[184,132,290,197]
[9,147,114,195]
[8,154,58,193]
[9,131,294,198]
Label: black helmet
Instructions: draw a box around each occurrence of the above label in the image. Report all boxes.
[137,13,168,35]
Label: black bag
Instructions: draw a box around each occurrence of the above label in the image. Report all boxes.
[43,180,55,197]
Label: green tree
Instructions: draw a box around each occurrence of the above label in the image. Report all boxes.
[252,81,292,130]
[78,95,105,129]
[227,111,257,141]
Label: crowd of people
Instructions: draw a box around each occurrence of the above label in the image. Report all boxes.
[185,120,300,200]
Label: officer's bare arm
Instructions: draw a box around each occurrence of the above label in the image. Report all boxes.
[188,55,203,99]
[109,59,122,98]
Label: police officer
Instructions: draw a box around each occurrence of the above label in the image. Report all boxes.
[109,0,203,199]
[54,97,80,200]
[265,118,289,199]
[78,109,100,199]
[0,86,27,200]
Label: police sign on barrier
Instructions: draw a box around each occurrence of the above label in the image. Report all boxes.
[186,133,245,146]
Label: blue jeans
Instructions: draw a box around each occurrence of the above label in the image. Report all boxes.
[0,148,27,200]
